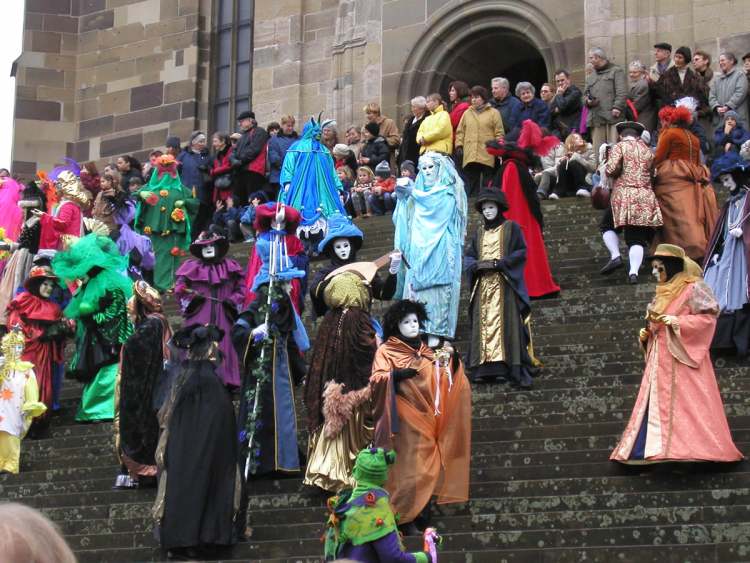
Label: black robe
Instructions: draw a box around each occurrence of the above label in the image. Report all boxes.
[159,358,238,550]
[463,218,536,386]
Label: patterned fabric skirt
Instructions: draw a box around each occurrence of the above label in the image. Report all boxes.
[611,185,663,229]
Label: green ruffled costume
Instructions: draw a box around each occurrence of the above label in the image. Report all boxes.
[135,165,199,291]
[52,235,133,422]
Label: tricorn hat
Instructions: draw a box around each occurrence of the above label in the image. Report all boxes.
[189,232,229,260]
[615,121,646,136]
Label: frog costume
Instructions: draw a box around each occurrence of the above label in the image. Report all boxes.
[134,154,199,291]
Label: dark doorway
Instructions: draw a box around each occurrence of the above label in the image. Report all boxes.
[436,30,548,97]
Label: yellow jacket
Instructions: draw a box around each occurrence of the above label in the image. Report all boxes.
[417,105,453,155]
[455,104,504,167]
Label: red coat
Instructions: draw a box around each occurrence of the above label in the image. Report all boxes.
[39,201,82,250]
[450,101,470,142]
[243,234,306,313]
[211,147,234,202]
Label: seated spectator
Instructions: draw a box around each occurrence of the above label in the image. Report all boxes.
[336,165,356,216]
[535,141,566,198]
[359,122,389,171]
[367,162,396,216]
[512,82,551,137]
[550,133,596,199]
[714,110,750,156]
[417,93,453,155]
[351,166,375,218]
[332,144,358,171]
[550,69,583,138]
[400,160,416,182]
[210,196,245,243]
[239,190,268,242]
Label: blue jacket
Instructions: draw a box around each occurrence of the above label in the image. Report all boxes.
[177,149,211,201]
[267,132,298,184]
[516,98,551,133]
[490,95,524,133]
[212,206,244,227]
[714,124,750,154]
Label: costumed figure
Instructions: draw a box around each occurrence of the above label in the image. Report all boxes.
[35,167,92,251]
[52,234,133,422]
[0,328,46,474]
[0,180,48,325]
[0,176,25,242]
[703,153,750,356]
[153,324,239,560]
[114,280,172,489]
[279,115,348,253]
[324,447,441,562]
[370,300,471,529]
[304,216,400,492]
[244,202,309,313]
[175,232,244,388]
[611,244,743,463]
[134,154,199,292]
[652,106,718,261]
[6,267,71,434]
[392,152,467,344]
[486,120,561,298]
[464,188,538,388]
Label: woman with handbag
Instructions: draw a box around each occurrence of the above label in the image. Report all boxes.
[210,132,234,204]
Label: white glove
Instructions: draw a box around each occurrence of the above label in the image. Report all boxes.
[251,323,268,342]
[730,227,743,239]
[389,252,402,274]
[598,143,609,162]
[712,253,720,265]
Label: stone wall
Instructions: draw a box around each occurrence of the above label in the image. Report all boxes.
[12,0,212,176]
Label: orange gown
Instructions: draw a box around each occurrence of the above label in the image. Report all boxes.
[372,337,471,523]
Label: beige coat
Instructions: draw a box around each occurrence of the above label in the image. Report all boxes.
[455,105,504,167]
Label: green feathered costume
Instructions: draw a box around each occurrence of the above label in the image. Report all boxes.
[52,234,133,422]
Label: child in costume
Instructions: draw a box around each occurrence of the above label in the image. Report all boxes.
[133,154,199,292]
[324,447,439,562]
[52,234,133,422]
[0,328,47,474]
[175,232,244,389]
[464,188,537,388]
[34,170,92,251]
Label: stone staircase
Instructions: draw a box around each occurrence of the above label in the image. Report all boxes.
[2,198,749,562]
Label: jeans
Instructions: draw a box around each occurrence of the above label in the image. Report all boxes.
[367,192,394,215]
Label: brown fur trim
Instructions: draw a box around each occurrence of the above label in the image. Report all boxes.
[322,381,372,439]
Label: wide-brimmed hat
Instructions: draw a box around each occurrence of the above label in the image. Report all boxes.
[317,213,363,254]
[475,187,509,213]
[646,243,703,278]
[711,151,748,181]
[172,323,224,350]
[616,121,646,136]
[24,266,58,293]
[189,232,229,260]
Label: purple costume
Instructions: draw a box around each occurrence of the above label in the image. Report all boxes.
[112,201,155,280]
[175,235,244,387]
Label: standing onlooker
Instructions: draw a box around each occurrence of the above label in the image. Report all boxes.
[628,60,657,134]
[398,96,428,166]
[332,144,358,172]
[550,69,583,139]
[165,136,181,159]
[345,126,362,158]
[455,85,504,196]
[142,150,163,181]
[359,122,389,171]
[709,52,749,131]
[363,102,400,166]
[649,42,674,83]
[540,83,554,107]
[514,82,551,135]
[656,46,708,109]
[231,110,270,204]
[584,47,628,162]
[209,132,234,203]
[447,80,471,135]
[266,122,280,137]
[79,162,101,203]
[743,52,750,117]
[693,50,715,89]
[116,155,143,189]
[178,131,212,236]
[267,115,298,198]
[416,93,453,155]
[489,77,523,133]
[321,122,338,153]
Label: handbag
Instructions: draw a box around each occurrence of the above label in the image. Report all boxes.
[214,174,232,190]
[68,323,119,382]
[591,166,612,210]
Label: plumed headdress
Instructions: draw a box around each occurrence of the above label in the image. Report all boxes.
[382,299,428,340]
[485,120,560,165]
[658,105,693,127]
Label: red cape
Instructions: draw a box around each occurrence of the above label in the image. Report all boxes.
[243,234,305,313]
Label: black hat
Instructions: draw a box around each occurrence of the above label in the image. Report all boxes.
[365,121,380,137]
[615,121,646,136]
[172,323,224,353]
[237,110,256,121]
[675,46,692,61]
[475,187,509,213]
[189,232,230,260]
[165,136,181,150]
[654,42,672,51]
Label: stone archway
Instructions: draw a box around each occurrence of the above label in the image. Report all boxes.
[391,0,572,120]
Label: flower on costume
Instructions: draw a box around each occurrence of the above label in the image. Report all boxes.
[143,226,152,235]
[145,193,158,206]
[162,229,171,236]
[160,206,166,212]
[364,492,376,507]
[159,189,169,197]
[170,246,180,256]
[171,208,185,222]
[0,388,14,401]
[375,518,384,527]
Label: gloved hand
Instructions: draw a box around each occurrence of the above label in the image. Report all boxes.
[139,190,155,201]
[251,323,268,343]
[730,227,743,239]
[655,314,679,329]
[388,252,402,274]
[638,328,650,343]
[174,200,184,208]
[392,367,418,390]
[475,260,498,271]
[711,253,720,265]
[229,157,242,169]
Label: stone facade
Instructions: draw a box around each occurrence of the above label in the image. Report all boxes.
[12,0,213,175]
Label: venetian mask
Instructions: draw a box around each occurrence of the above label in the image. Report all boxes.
[332,238,351,261]
[651,259,667,283]
[39,280,54,299]
[398,313,420,339]
[481,202,499,221]
[201,245,216,259]
[419,156,439,187]
[719,173,738,194]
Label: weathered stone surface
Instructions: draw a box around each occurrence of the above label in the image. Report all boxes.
[14,99,61,121]
[129,81,163,111]
[27,0,72,15]
[71,0,105,16]
[79,9,114,32]
[78,115,113,138]
[30,30,61,53]
[99,131,142,156]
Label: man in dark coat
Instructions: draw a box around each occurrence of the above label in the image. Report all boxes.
[550,69,583,138]
[398,97,428,166]
[231,110,270,203]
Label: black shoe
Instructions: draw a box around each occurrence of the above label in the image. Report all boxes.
[600,256,623,275]
[628,274,638,284]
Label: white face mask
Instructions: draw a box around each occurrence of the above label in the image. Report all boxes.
[39,280,54,299]
[651,259,667,283]
[201,245,216,259]
[419,158,439,187]
[398,313,421,339]
[481,202,499,221]
[720,174,738,192]
[332,238,351,261]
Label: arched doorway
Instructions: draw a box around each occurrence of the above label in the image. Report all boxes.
[437,30,549,96]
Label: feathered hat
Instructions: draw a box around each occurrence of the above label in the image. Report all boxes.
[486,119,560,164]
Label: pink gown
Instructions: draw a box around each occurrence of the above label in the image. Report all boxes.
[611,281,743,463]
[0,178,24,241]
